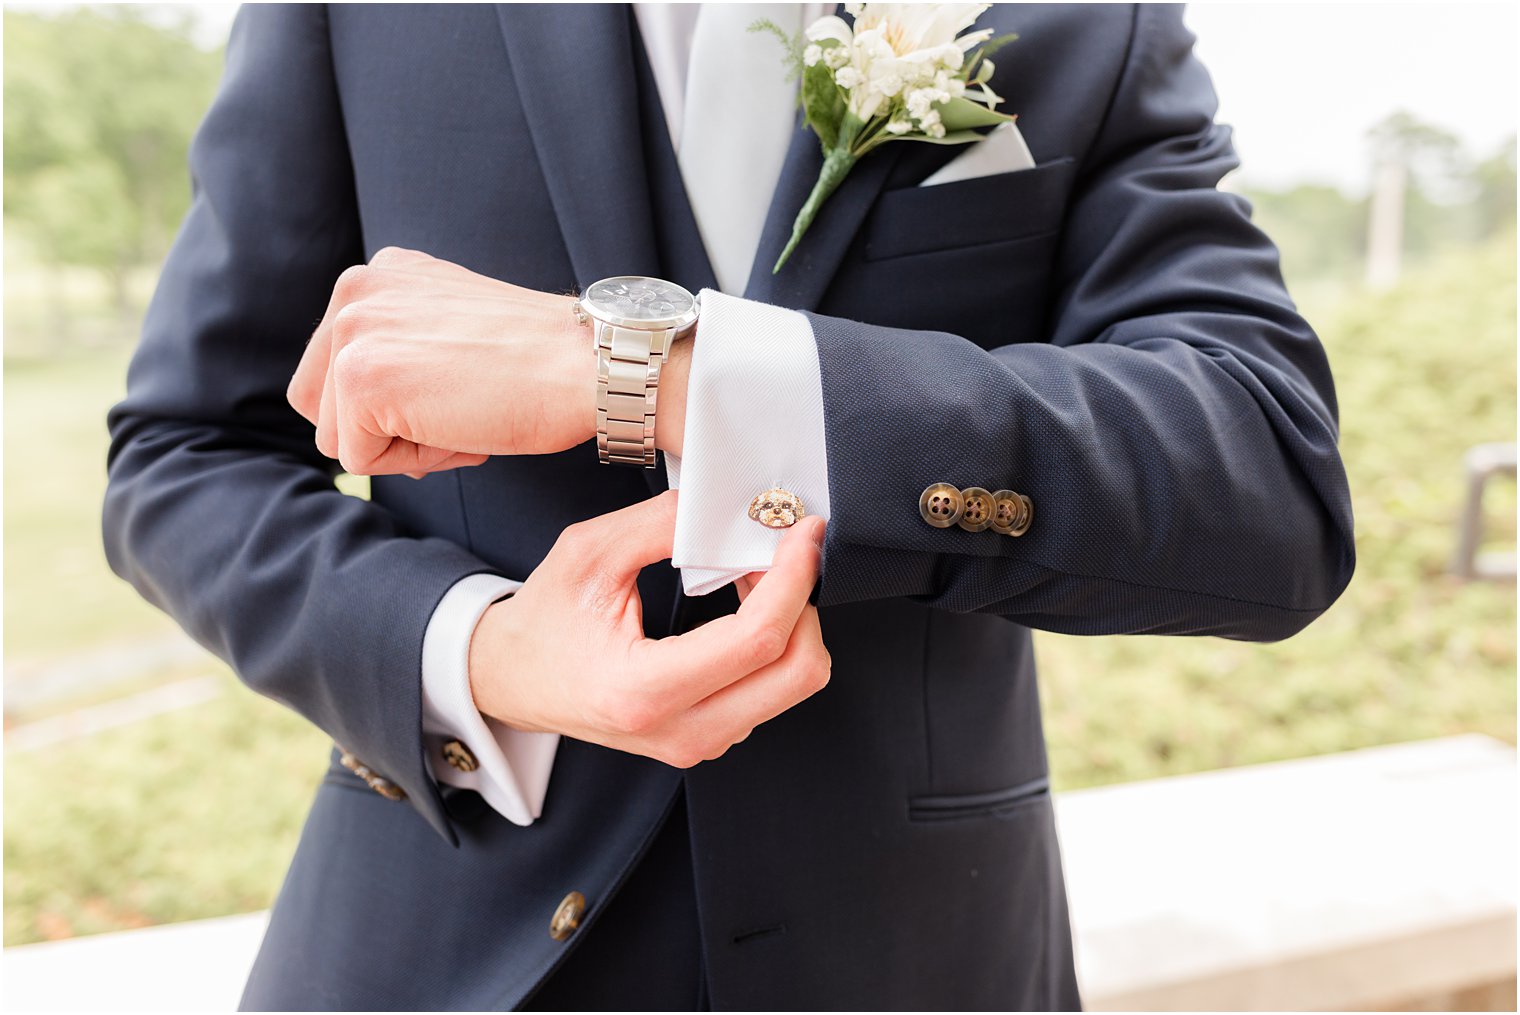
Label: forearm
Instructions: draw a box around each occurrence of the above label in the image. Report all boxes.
[806,310,1354,638]
[105,420,494,840]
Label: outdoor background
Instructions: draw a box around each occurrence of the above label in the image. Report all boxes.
[4,3,1516,946]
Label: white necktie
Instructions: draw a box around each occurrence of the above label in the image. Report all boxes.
[677,4,804,295]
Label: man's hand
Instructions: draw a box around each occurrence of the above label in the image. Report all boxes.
[469,490,829,769]
[286,247,693,474]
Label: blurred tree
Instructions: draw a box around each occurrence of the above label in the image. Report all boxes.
[1368,111,1468,201]
[1242,184,1367,287]
[1470,138,1517,243]
[1245,124,1516,295]
[3,8,221,319]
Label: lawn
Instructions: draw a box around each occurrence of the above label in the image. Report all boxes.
[3,233,1515,945]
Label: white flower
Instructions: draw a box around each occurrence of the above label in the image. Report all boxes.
[772,3,1014,272]
[905,87,935,119]
[805,4,996,122]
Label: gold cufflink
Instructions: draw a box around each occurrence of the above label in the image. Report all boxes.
[442,739,479,773]
[749,487,805,528]
[338,749,407,801]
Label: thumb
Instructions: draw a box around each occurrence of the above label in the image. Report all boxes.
[570,488,680,584]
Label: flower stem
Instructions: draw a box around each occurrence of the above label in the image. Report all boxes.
[773,148,858,273]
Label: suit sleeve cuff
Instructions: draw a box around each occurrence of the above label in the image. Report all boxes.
[666,289,831,596]
[420,572,558,826]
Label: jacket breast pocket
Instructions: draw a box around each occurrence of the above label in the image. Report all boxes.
[863,156,1078,262]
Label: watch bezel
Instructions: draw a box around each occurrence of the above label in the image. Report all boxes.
[579,276,699,331]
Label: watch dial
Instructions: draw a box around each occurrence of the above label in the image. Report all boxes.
[585,277,694,325]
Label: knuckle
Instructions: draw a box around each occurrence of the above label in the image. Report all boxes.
[658,741,705,770]
[368,245,407,267]
[337,448,370,476]
[331,341,374,390]
[810,656,832,692]
[331,300,370,343]
[592,685,660,737]
[702,735,736,763]
[286,377,313,417]
[555,520,602,562]
[747,620,790,667]
[333,264,372,302]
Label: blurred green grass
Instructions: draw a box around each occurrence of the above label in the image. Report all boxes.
[4,346,183,657]
[3,233,1515,945]
[1041,232,1517,785]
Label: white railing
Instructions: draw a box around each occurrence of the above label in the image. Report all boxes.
[5,735,1515,1011]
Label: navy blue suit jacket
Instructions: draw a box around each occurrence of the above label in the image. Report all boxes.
[103,4,1354,1009]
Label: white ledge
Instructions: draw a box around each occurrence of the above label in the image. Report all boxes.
[1058,734,1517,1010]
[4,735,1515,1011]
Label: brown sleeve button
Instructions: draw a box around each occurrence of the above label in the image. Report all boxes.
[989,489,1021,534]
[550,891,587,941]
[442,739,479,773]
[919,483,964,528]
[338,749,408,801]
[1010,493,1033,536]
[957,487,995,532]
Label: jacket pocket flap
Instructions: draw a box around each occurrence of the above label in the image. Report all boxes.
[865,157,1078,261]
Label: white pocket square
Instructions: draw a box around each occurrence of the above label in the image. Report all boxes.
[918,121,1036,187]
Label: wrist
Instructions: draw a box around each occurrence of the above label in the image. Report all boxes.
[467,595,544,733]
[654,331,692,459]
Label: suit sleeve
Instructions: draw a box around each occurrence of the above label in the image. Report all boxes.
[809,5,1355,640]
[102,5,493,844]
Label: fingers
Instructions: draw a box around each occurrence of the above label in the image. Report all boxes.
[287,268,361,424]
[554,489,680,586]
[636,516,824,707]
[678,602,829,758]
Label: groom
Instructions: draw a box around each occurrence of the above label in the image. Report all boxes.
[104,3,1354,1010]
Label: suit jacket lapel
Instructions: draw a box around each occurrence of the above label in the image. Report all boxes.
[741,112,906,312]
[496,4,661,289]
[499,3,903,315]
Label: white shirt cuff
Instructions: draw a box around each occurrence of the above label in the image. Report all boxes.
[667,289,830,596]
[420,572,559,826]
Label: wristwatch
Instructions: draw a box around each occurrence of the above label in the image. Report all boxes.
[573,276,700,467]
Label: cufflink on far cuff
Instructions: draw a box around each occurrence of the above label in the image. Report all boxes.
[338,747,407,801]
[442,739,479,773]
[749,487,806,528]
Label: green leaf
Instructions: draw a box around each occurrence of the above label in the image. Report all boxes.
[801,60,846,150]
[939,95,1016,132]
[966,32,1019,81]
[880,129,989,147]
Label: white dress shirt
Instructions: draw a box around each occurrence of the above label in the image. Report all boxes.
[420,3,833,826]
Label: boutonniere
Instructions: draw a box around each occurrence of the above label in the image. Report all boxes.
[756,3,1017,272]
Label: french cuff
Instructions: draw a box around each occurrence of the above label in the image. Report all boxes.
[667,289,831,596]
[420,572,558,826]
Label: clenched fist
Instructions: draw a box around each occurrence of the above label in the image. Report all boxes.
[286,247,692,475]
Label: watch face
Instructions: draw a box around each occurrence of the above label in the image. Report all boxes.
[581,276,697,330]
